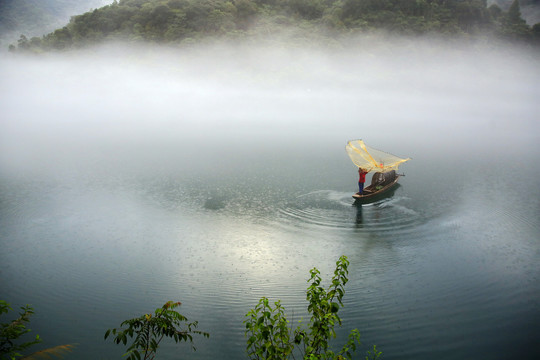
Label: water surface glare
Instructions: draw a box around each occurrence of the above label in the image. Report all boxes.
[1,40,539,359]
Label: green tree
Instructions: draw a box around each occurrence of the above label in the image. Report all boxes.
[289,0,325,20]
[235,0,258,30]
[105,301,209,360]
[245,255,382,360]
[501,0,530,38]
[532,22,540,42]
[0,301,41,359]
[1,300,76,360]
[507,0,524,24]
[16,35,29,50]
[44,26,72,50]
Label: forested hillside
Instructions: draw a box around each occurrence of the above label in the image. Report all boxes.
[489,0,540,24]
[10,0,540,52]
[0,0,110,48]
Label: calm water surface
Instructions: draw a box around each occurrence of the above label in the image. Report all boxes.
[1,41,539,359]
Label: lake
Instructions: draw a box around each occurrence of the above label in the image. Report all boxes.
[1,38,539,359]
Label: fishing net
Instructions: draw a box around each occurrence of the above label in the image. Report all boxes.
[346,139,410,173]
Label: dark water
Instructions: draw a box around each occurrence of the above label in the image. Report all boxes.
[1,41,540,359]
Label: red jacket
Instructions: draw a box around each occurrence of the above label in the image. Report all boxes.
[358,169,367,183]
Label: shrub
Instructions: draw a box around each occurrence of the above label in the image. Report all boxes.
[245,255,382,360]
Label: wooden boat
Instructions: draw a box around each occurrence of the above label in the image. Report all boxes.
[352,170,401,204]
[345,140,410,204]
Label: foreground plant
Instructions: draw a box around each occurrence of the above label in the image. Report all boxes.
[105,301,208,360]
[1,300,42,359]
[245,255,382,360]
[1,300,76,360]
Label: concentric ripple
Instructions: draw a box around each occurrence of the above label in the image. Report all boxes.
[277,190,424,234]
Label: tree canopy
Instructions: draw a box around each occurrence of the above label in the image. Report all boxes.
[9,0,540,52]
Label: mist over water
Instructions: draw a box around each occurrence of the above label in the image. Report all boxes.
[1,37,540,359]
[2,39,538,177]
[3,40,539,173]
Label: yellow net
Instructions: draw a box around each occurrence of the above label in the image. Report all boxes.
[346,139,410,173]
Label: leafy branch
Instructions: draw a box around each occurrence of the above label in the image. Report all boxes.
[0,300,42,360]
[245,255,381,360]
[104,301,209,360]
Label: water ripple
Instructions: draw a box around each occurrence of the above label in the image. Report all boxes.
[276,190,424,234]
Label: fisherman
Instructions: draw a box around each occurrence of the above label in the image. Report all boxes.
[358,167,368,195]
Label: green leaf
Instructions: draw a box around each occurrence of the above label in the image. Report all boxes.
[105,301,207,358]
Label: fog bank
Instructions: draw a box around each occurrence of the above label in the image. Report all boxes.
[1,38,539,180]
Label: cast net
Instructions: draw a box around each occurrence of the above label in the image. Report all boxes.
[346,139,410,173]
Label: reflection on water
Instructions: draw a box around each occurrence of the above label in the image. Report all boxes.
[1,41,540,359]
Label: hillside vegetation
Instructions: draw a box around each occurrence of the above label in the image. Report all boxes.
[489,0,540,24]
[0,0,107,48]
[10,0,540,51]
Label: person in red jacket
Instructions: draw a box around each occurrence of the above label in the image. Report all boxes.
[358,167,368,194]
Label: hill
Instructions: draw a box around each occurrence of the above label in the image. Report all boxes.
[0,0,111,49]
[489,0,540,24]
[9,0,540,52]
